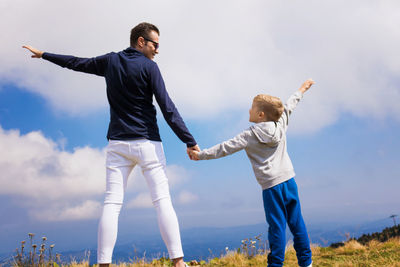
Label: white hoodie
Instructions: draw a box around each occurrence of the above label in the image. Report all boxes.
[198,91,303,190]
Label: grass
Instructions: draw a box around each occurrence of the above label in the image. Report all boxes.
[194,238,400,266]
[290,238,400,267]
[12,237,400,266]
[80,238,400,266]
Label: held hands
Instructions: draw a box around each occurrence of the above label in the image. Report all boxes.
[299,78,315,94]
[188,150,200,161]
[186,145,200,161]
[22,45,44,58]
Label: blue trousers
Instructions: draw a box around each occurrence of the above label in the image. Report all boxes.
[262,178,312,267]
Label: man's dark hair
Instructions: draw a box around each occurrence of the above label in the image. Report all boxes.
[130,22,160,47]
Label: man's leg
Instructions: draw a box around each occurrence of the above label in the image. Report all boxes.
[139,141,185,266]
[285,179,312,267]
[97,141,134,265]
[263,184,288,267]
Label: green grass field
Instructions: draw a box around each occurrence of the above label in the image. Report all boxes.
[61,238,400,267]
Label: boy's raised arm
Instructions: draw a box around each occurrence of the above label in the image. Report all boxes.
[298,79,315,94]
[287,79,315,112]
[280,79,315,128]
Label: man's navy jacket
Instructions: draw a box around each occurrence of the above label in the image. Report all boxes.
[43,47,197,147]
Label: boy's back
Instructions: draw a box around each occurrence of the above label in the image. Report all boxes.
[197,91,304,190]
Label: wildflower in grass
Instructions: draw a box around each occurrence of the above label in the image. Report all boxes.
[49,244,55,264]
[13,233,60,267]
[56,253,61,263]
[20,241,25,254]
[31,244,37,265]
[14,247,22,266]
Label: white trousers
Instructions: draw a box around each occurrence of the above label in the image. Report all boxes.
[97,139,184,263]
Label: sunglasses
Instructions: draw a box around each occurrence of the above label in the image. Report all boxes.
[143,37,159,50]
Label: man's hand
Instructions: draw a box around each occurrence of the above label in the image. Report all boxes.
[22,45,44,58]
[299,79,315,94]
[187,145,200,160]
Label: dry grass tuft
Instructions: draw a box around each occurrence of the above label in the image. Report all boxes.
[342,240,365,250]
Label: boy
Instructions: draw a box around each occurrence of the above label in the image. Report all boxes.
[190,79,315,267]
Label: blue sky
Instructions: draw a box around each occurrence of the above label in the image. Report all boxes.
[1,0,400,254]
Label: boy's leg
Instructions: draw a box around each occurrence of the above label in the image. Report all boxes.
[263,185,288,267]
[139,140,184,261]
[97,141,135,264]
[284,178,312,267]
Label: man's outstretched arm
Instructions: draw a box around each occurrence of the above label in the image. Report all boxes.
[22,45,110,76]
[23,45,44,58]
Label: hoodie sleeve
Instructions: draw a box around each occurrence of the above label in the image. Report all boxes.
[198,129,250,160]
[279,91,303,130]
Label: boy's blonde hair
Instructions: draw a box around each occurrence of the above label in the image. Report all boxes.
[253,94,284,122]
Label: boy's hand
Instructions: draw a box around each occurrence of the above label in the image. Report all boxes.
[189,150,200,161]
[299,78,315,94]
[22,45,44,58]
[187,145,200,160]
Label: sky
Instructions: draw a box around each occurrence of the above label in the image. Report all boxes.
[1,0,400,254]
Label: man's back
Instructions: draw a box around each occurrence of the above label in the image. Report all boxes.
[42,47,196,146]
[104,47,161,141]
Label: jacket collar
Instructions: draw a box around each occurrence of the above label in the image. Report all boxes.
[123,46,144,56]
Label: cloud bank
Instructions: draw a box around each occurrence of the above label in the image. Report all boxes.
[0,126,196,221]
[1,0,400,135]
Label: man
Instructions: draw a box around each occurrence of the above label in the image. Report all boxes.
[23,22,198,267]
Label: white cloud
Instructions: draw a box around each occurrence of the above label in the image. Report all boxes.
[126,190,199,209]
[0,127,106,200]
[126,193,153,209]
[31,200,103,222]
[0,125,194,220]
[0,126,106,221]
[177,190,199,205]
[1,0,400,133]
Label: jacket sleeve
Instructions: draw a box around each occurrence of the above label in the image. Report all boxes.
[279,91,303,130]
[149,62,197,147]
[198,130,249,160]
[42,52,111,77]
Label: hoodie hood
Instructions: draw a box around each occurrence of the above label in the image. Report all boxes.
[250,121,283,146]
